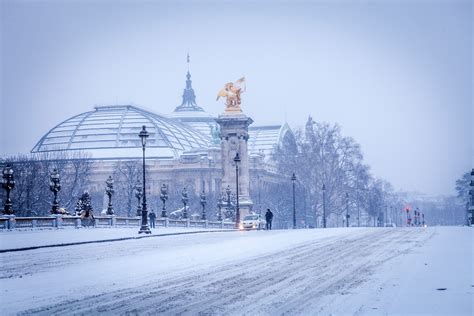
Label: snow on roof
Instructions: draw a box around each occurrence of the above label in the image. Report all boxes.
[31,105,212,159]
[248,123,294,160]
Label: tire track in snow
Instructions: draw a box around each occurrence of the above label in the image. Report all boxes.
[213,228,430,315]
[279,229,434,315]
[18,228,433,315]
[18,230,372,315]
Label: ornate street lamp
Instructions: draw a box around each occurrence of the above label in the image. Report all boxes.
[49,168,61,214]
[181,187,189,219]
[225,185,232,220]
[2,164,15,215]
[138,125,151,234]
[226,185,231,206]
[200,190,207,220]
[105,175,114,215]
[134,182,142,217]
[217,194,223,221]
[291,173,297,229]
[234,153,241,229]
[345,192,350,228]
[322,183,327,228]
[160,184,168,218]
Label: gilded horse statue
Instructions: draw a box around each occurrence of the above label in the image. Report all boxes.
[216,77,246,112]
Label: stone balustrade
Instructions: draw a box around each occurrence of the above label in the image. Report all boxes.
[0,215,236,230]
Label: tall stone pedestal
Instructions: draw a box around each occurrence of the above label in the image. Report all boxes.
[216,113,254,222]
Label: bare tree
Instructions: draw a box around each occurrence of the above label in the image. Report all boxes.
[113,160,141,217]
[274,116,383,227]
[455,171,470,204]
[1,151,92,216]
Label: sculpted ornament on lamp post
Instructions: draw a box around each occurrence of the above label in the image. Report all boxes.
[49,169,61,215]
[2,165,15,215]
[217,194,223,221]
[181,187,189,219]
[225,185,233,220]
[160,184,168,218]
[200,190,207,220]
[105,176,114,215]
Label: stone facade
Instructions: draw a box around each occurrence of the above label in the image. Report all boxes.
[216,113,254,219]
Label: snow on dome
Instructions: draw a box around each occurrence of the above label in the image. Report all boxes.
[31,105,213,159]
[248,123,296,160]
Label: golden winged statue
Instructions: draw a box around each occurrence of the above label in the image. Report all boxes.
[216,77,246,112]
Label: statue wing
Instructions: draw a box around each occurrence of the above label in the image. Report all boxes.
[236,77,245,84]
[234,77,246,92]
[216,88,228,101]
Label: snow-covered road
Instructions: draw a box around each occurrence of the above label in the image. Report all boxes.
[0,227,472,315]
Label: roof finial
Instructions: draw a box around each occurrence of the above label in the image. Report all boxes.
[173,53,204,112]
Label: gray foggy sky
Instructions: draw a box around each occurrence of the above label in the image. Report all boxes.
[1,0,472,196]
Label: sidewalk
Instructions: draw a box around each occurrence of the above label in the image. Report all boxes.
[0,227,234,253]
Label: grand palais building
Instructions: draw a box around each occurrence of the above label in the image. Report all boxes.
[29,66,297,218]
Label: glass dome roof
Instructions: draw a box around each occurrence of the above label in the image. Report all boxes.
[31,105,212,159]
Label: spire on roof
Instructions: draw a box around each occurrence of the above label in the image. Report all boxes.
[174,54,204,112]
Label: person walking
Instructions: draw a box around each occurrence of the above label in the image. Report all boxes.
[265,208,273,230]
[149,210,156,228]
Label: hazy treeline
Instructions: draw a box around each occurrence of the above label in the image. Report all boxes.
[271,116,403,228]
[270,116,467,228]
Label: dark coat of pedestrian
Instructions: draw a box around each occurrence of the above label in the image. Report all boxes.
[265,208,273,230]
[149,210,156,228]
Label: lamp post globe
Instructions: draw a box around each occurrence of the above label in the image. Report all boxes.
[138,125,151,234]
[291,173,297,229]
[234,153,241,229]
[2,165,15,215]
[322,183,327,228]
[49,168,61,215]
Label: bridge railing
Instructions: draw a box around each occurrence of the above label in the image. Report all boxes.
[0,215,236,230]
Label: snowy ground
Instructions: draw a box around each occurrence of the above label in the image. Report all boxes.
[0,227,472,315]
[0,227,231,251]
